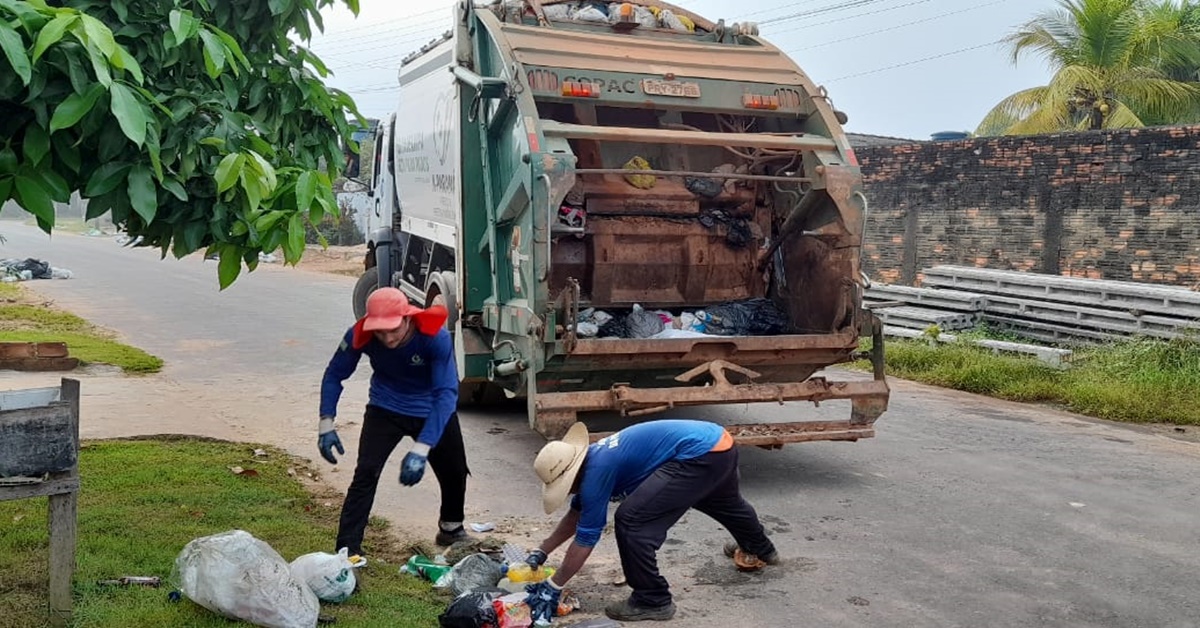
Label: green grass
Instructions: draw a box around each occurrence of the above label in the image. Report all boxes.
[0,439,447,628]
[0,288,162,373]
[859,333,1200,425]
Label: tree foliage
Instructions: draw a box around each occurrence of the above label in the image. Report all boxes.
[977,0,1200,136]
[0,0,363,288]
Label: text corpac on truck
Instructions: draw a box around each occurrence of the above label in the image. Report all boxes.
[351,0,889,445]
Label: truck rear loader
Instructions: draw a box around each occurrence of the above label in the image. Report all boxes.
[351,0,890,446]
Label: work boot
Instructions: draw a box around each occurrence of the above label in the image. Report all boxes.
[604,598,677,622]
[435,524,471,547]
[723,541,780,565]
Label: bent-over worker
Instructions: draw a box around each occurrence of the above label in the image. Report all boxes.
[523,419,779,622]
[317,287,470,555]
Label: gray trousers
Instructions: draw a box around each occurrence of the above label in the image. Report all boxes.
[614,447,775,608]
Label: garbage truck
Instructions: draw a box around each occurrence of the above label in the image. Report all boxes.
[350,0,889,445]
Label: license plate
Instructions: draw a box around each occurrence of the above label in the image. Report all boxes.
[641,79,701,98]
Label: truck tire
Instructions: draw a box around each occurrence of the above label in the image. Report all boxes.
[352,269,378,319]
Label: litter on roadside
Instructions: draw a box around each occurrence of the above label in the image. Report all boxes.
[97,576,161,587]
[290,548,357,603]
[1,257,73,282]
[172,529,320,628]
[401,554,454,587]
[432,544,578,626]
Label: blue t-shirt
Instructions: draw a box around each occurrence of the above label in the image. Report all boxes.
[570,419,725,547]
[319,326,458,447]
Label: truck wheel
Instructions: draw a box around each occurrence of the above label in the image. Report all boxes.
[352,269,379,319]
[459,379,512,408]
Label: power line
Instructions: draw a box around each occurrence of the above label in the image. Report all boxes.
[791,0,1004,50]
[319,2,456,36]
[312,16,449,56]
[314,0,789,61]
[760,0,894,26]
[733,0,845,21]
[766,0,936,37]
[824,39,1002,82]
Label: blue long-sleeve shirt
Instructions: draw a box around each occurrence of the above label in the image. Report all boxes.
[569,419,726,547]
[319,326,459,447]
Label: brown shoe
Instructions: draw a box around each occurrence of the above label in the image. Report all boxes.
[605,598,676,622]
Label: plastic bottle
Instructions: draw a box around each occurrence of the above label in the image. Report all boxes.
[505,563,556,583]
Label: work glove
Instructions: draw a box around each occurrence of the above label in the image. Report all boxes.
[526,549,548,569]
[524,578,563,623]
[399,445,428,486]
[318,417,344,464]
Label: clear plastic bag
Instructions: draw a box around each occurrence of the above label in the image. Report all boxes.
[173,530,319,628]
[290,547,356,603]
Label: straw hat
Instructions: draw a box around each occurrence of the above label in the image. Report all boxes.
[533,422,590,514]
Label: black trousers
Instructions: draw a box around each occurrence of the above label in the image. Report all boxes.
[614,447,775,608]
[335,405,469,554]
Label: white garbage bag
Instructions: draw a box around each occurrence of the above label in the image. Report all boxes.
[174,530,319,628]
[290,548,357,603]
[659,9,690,32]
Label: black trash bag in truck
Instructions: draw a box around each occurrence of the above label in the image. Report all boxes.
[598,308,664,339]
[702,298,790,336]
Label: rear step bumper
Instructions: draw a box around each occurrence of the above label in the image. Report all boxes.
[534,375,890,447]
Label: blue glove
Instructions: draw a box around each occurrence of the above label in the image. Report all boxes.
[526,549,548,569]
[318,418,344,464]
[524,579,562,623]
[399,451,427,486]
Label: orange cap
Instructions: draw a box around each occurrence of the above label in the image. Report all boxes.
[362,288,422,332]
[351,288,450,349]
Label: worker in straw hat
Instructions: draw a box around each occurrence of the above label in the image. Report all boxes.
[523,419,779,622]
[317,287,471,555]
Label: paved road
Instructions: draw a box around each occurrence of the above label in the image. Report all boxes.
[2,221,1198,628]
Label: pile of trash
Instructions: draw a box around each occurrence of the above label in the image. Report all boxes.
[521,1,698,32]
[574,298,790,339]
[171,530,363,628]
[1,257,73,282]
[402,543,579,627]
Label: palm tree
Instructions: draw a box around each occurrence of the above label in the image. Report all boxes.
[977,0,1200,135]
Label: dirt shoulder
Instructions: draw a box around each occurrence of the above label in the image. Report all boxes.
[289,244,367,278]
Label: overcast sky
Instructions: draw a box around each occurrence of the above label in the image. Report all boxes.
[306,0,1056,140]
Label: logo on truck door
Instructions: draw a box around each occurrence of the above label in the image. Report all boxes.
[432,92,454,167]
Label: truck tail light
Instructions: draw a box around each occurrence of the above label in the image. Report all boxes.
[742,93,780,110]
[562,81,600,98]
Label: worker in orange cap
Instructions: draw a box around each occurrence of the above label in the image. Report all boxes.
[318,287,470,554]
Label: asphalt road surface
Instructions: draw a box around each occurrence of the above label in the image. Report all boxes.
[2,221,1197,628]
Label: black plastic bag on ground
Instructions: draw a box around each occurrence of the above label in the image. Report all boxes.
[16,258,51,279]
[702,298,790,336]
[438,589,506,628]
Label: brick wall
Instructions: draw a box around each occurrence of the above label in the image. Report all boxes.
[854,125,1200,288]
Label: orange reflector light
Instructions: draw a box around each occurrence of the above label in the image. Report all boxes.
[742,93,780,110]
[562,81,600,98]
